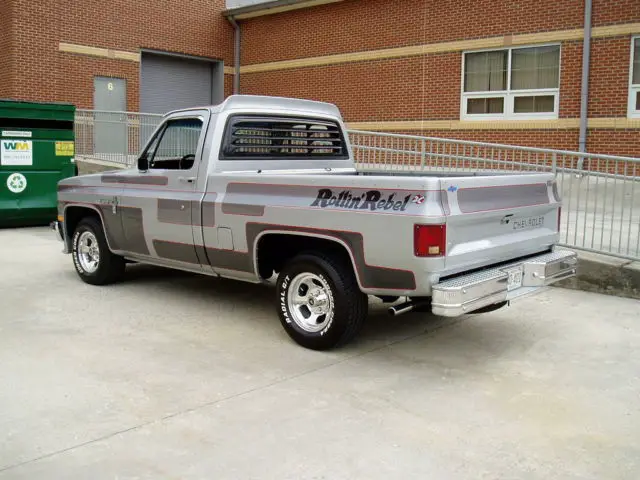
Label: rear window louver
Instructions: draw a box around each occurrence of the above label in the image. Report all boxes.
[222,116,347,159]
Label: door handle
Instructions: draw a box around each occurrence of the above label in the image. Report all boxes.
[178,176,196,184]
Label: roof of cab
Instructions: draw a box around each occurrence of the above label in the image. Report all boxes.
[166,95,342,119]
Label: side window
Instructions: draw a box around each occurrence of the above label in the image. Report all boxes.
[149,118,203,170]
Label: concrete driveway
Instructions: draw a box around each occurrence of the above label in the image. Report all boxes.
[1,227,639,479]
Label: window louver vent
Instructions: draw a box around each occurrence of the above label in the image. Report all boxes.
[222,116,347,159]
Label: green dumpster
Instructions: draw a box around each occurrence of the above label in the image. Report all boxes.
[0,99,77,227]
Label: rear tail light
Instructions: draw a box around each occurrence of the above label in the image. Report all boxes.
[557,207,562,232]
[414,224,446,257]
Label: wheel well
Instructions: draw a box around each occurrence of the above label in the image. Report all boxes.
[64,206,101,242]
[256,233,356,281]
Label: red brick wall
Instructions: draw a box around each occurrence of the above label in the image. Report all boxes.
[0,0,14,99]
[239,0,640,157]
[592,0,640,26]
[6,0,233,109]
[242,42,589,124]
[241,0,584,65]
[559,41,583,119]
[224,73,234,98]
[242,55,461,122]
[588,129,640,157]
[400,129,579,151]
[588,36,633,118]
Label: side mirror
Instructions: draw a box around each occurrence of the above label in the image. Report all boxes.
[137,154,149,171]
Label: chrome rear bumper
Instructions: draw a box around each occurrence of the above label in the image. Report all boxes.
[431,250,578,317]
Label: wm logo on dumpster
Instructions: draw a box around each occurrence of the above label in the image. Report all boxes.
[1,140,32,166]
[3,141,31,150]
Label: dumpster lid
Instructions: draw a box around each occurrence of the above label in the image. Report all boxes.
[0,99,75,122]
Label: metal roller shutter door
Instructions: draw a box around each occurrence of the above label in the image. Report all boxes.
[140,53,214,114]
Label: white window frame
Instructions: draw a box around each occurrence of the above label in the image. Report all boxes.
[629,36,640,119]
[460,43,561,121]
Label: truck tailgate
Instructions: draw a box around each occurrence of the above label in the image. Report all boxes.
[440,173,560,275]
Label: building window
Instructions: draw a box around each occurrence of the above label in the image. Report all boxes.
[629,37,640,118]
[462,45,560,120]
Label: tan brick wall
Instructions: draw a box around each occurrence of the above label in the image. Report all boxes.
[6,0,233,109]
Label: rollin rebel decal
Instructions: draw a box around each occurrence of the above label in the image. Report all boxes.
[311,189,414,212]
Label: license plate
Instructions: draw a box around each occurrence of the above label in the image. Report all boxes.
[512,215,544,231]
[504,266,523,291]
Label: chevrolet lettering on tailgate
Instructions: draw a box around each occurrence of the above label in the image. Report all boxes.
[512,215,545,230]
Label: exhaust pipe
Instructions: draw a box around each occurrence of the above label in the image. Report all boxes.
[388,299,431,317]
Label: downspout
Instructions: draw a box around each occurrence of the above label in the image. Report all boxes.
[578,0,592,168]
[228,16,241,94]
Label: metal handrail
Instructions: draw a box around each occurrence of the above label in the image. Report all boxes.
[72,110,640,261]
[347,129,640,164]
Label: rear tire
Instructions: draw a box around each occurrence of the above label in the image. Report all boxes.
[276,253,367,350]
[72,216,125,285]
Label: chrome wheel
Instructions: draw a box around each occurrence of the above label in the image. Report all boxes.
[77,231,100,273]
[287,273,334,333]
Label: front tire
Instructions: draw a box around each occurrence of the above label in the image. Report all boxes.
[276,253,368,350]
[72,216,125,285]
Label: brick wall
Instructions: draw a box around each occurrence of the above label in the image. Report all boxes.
[241,0,584,65]
[242,55,461,122]
[588,36,634,118]
[588,129,640,157]
[6,0,233,109]
[241,42,590,123]
[592,0,640,26]
[239,0,640,158]
[0,0,14,99]
[397,129,580,151]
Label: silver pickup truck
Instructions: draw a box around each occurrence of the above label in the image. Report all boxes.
[54,95,577,350]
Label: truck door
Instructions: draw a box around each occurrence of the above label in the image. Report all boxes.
[117,113,208,269]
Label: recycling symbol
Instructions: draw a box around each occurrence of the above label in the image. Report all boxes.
[7,173,27,193]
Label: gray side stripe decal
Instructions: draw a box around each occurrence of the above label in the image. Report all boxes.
[152,241,253,272]
[98,205,125,251]
[457,184,549,213]
[221,203,265,217]
[101,175,168,186]
[121,208,149,255]
[153,240,199,264]
[245,224,416,291]
[206,248,254,272]
[154,226,415,290]
[158,197,216,227]
[157,198,191,225]
[201,200,216,227]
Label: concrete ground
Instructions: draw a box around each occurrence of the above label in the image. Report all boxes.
[1,227,640,479]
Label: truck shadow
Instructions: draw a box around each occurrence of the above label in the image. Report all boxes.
[118,263,535,361]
